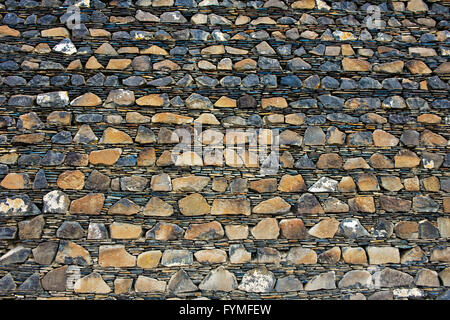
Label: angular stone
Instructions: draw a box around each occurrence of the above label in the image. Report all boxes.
[304,271,336,291]
[348,196,376,213]
[55,241,92,266]
[343,157,370,170]
[143,197,173,216]
[367,247,400,264]
[185,221,224,240]
[279,218,308,239]
[225,225,248,240]
[151,173,172,191]
[309,177,338,192]
[194,249,227,264]
[339,270,372,288]
[161,250,193,267]
[110,222,142,239]
[401,246,428,264]
[373,268,414,288]
[57,170,85,190]
[252,197,291,214]
[339,218,370,238]
[120,175,148,192]
[89,148,122,165]
[278,174,307,192]
[406,60,432,74]
[199,267,237,292]
[323,197,349,213]
[308,218,340,239]
[439,268,450,286]
[373,129,399,146]
[114,278,133,294]
[415,269,440,287]
[56,221,84,239]
[287,247,317,265]
[342,247,367,264]
[249,178,277,193]
[318,247,341,264]
[167,269,197,294]
[135,276,166,293]
[108,198,139,216]
[98,245,135,267]
[146,222,184,240]
[316,153,343,169]
[431,246,450,262]
[100,127,132,144]
[338,176,357,192]
[370,153,394,169]
[304,126,325,145]
[1,173,31,189]
[41,266,67,291]
[296,193,324,214]
[211,199,251,215]
[437,217,450,238]
[74,272,111,294]
[0,246,31,265]
[137,251,162,269]
[251,218,279,239]
[172,176,210,192]
[418,220,440,239]
[380,177,404,192]
[178,193,210,216]
[69,193,104,215]
[238,267,275,293]
[103,89,135,108]
[372,219,394,239]
[413,195,439,213]
[380,195,411,213]
[342,58,371,71]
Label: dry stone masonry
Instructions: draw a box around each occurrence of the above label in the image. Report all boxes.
[0,0,449,300]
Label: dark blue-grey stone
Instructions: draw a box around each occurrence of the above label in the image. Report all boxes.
[320,61,340,72]
[402,80,419,90]
[220,76,241,87]
[0,246,31,265]
[170,96,184,107]
[196,76,219,87]
[294,154,316,169]
[4,76,26,86]
[77,46,92,55]
[290,99,317,109]
[148,76,174,87]
[29,75,50,86]
[247,114,264,126]
[0,226,17,240]
[170,46,188,55]
[340,78,358,90]
[91,10,108,23]
[420,33,437,42]
[242,74,259,87]
[22,30,40,38]
[104,75,119,87]
[303,75,320,89]
[37,14,56,25]
[56,221,85,239]
[0,274,15,292]
[86,73,105,86]
[277,44,292,56]
[71,74,85,86]
[437,290,450,300]
[160,11,188,23]
[339,218,370,238]
[51,131,72,144]
[0,44,20,53]
[75,114,103,123]
[281,75,302,87]
[0,164,7,175]
[175,0,197,7]
[40,61,64,70]
[71,24,89,38]
[306,115,326,125]
[176,74,194,87]
[427,76,448,90]
[406,97,428,110]
[382,78,402,90]
[332,1,357,11]
[0,61,19,71]
[348,131,373,145]
[431,99,449,109]
[211,29,229,41]
[310,44,326,56]
[258,57,282,70]
[18,273,42,292]
[250,30,270,40]
[293,47,306,56]
[116,155,137,167]
[388,114,413,124]
[260,74,277,88]
[50,75,70,87]
[327,113,359,123]
[18,154,42,166]
[318,95,345,110]
[277,17,296,25]
[190,29,210,41]
[41,150,65,166]
[123,76,146,87]
[33,169,48,189]
[359,77,382,89]
[0,116,14,128]
[112,31,131,40]
[321,76,339,89]
[3,12,24,24]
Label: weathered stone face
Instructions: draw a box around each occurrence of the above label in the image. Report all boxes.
[0,0,448,301]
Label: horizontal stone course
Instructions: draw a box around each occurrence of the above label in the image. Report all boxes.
[0,0,449,301]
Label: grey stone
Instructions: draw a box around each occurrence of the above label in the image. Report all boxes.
[305,271,336,291]
[56,221,85,239]
[373,268,414,288]
[32,241,58,265]
[167,269,197,293]
[0,273,16,292]
[18,273,42,292]
[0,226,17,239]
[0,246,31,265]
[238,267,276,293]
[339,218,370,238]
[161,250,193,267]
[199,267,238,292]
[275,275,303,292]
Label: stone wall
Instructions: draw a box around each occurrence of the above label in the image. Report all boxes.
[0,0,449,300]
